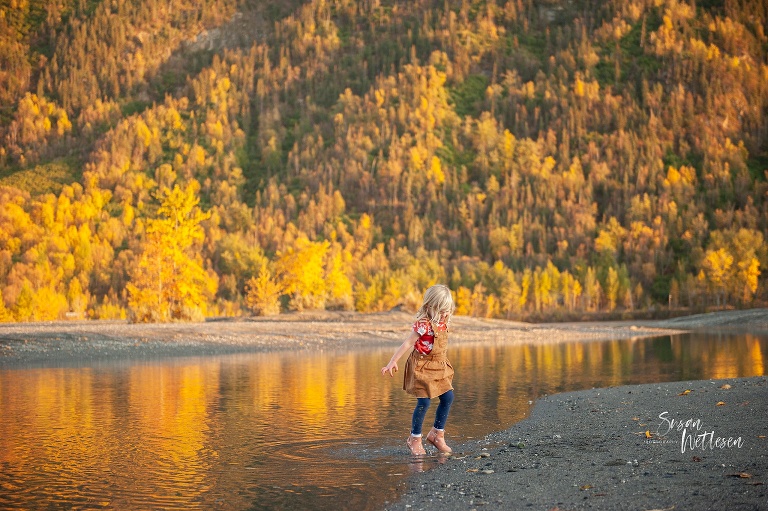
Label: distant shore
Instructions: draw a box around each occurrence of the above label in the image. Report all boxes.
[390,375,767,511]
[0,308,766,368]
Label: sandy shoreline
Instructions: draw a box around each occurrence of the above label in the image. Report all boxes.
[390,375,767,511]
[0,310,680,368]
[0,308,766,368]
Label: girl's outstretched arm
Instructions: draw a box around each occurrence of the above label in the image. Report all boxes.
[381,331,419,377]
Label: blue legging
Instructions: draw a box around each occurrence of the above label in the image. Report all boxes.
[410,390,454,435]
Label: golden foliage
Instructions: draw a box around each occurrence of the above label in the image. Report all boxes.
[127,183,215,322]
[0,0,766,322]
[276,238,329,311]
[245,264,282,316]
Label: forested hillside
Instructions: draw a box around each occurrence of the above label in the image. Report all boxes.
[0,0,766,322]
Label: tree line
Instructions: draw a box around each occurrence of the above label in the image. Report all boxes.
[0,0,765,322]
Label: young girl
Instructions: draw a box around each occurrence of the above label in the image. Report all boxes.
[381,284,455,455]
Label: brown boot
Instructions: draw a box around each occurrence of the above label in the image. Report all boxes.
[406,434,426,455]
[426,427,452,454]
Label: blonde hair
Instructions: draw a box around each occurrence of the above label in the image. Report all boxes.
[414,284,454,328]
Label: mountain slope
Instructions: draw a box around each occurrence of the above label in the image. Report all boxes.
[0,0,766,321]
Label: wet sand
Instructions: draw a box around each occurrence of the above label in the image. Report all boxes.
[390,375,767,511]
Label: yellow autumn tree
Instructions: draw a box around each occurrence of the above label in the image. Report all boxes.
[245,263,282,316]
[583,267,601,311]
[605,267,620,312]
[275,238,329,311]
[561,271,582,312]
[698,248,733,307]
[325,249,353,310]
[31,286,69,321]
[737,258,760,303]
[717,228,764,304]
[453,286,471,315]
[126,182,215,322]
[0,290,13,322]
[519,269,532,311]
[67,278,88,317]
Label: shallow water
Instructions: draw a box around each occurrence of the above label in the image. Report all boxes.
[0,332,765,510]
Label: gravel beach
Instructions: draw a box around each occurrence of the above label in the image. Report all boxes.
[391,376,767,511]
[2,309,767,369]
[0,309,712,368]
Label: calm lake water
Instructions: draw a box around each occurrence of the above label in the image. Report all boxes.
[0,332,765,510]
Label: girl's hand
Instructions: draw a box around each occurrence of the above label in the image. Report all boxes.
[381,362,398,377]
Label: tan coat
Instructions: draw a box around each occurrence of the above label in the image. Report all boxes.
[403,329,454,398]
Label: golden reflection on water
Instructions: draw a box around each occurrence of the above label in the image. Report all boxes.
[0,333,765,510]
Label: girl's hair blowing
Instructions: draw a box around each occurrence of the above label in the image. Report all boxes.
[414,284,455,328]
